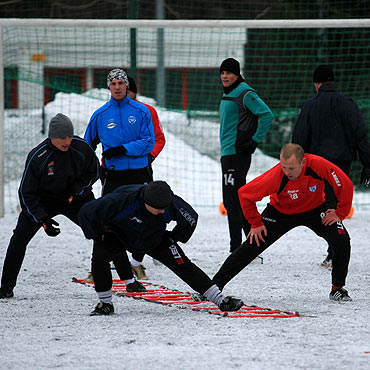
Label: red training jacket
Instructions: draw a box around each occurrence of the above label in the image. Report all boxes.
[136,99,166,158]
[238,154,353,228]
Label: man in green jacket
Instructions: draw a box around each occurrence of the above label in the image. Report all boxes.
[219,57,274,252]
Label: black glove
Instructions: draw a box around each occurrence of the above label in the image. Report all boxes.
[41,218,60,237]
[241,139,259,155]
[148,154,155,164]
[361,167,370,188]
[67,191,91,205]
[102,146,127,160]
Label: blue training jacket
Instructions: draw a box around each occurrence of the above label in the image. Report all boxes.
[84,95,155,170]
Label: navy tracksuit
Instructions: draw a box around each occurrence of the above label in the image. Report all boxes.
[1,137,99,289]
[78,184,214,294]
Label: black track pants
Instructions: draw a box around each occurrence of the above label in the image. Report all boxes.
[213,204,351,290]
[324,160,351,260]
[1,198,90,289]
[100,168,152,279]
[221,153,252,252]
[92,233,214,294]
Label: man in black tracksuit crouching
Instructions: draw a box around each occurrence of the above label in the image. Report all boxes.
[0,114,99,299]
[78,181,243,316]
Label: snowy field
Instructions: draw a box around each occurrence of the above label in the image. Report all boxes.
[0,208,370,370]
[1,91,370,369]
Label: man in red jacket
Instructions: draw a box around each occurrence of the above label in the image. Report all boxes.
[127,76,166,174]
[212,143,353,302]
[127,76,166,279]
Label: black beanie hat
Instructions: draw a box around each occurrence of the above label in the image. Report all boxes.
[128,76,137,94]
[48,113,74,138]
[313,65,334,83]
[219,58,241,76]
[144,181,173,209]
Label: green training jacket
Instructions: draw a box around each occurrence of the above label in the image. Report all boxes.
[219,81,274,157]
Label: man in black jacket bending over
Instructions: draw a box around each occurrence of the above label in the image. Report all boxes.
[0,114,99,299]
[78,181,243,316]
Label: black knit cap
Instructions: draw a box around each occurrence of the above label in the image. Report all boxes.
[219,58,241,76]
[313,65,334,83]
[144,181,173,209]
[128,76,137,94]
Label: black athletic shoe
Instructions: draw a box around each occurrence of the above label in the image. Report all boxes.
[0,287,14,299]
[329,288,352,302]
[126,280,147,293]
[218,296,244,311]
[90,302,114,316]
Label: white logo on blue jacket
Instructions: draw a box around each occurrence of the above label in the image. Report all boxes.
[107,123,117,129]
[128,116,136,124]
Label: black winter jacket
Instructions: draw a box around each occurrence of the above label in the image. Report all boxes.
[19,136,100,223]
[292,83,370,167]
[78,184,198,254]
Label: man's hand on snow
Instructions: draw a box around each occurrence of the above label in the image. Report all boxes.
[247,225,267,247]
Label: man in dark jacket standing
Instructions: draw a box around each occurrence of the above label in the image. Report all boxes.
[292,65,370,267]
[0,114,99,299]
[219,58,274,252]
[78,181,243,316]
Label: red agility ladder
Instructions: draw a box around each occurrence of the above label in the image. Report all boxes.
[72,278,301,318]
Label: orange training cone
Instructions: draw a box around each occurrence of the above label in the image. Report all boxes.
[219,202,227,216]
[345,205,354,219]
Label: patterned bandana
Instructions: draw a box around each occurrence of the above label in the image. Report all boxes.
[107,69,129,88]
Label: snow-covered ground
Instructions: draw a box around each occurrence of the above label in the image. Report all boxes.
[0,208,370,370]
[1,91,370,369]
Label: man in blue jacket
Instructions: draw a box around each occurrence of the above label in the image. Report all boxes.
[84,68,155,292]
[84,68,155,191]
[78,181,244,316]
[0,114,99,299]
